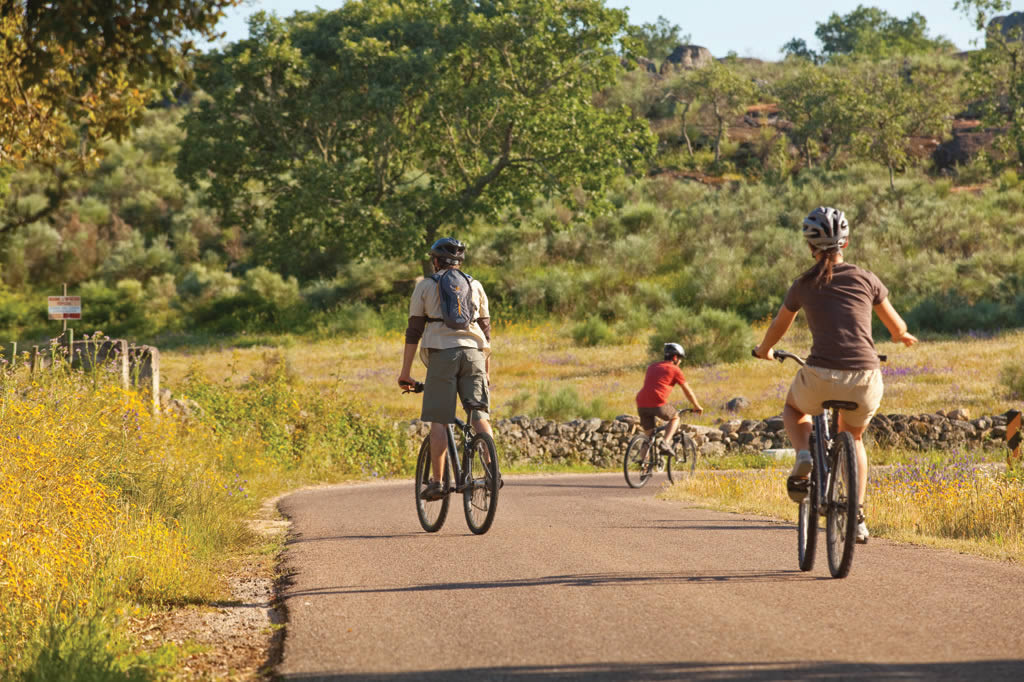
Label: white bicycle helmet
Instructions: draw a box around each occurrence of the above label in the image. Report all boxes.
[802,206,849,251]
[664,342,685,360]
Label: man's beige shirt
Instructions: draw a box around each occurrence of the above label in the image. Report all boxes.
[409,272,490,364]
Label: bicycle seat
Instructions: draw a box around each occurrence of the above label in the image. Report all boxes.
[822,400,859,411]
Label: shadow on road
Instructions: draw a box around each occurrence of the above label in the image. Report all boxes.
[511,481,622,490]
[284,533,424,545]
[284,569,824,599]
[280,659,1024,681]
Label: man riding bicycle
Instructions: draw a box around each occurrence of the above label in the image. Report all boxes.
[636,342,704,452]
[398,237,492,501]
[753,207,917,543]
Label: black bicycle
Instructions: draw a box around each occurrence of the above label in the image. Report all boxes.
[623,409,699,488]
[402,381,500,535]
[763,349,870,579]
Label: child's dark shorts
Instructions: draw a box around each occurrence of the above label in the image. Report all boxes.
[637,404,677,431]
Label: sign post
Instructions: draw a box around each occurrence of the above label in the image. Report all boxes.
[47,283,81,334]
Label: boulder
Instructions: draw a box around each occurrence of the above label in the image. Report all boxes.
[720,419,743,434]
[660,45,713,74]
[933,121,1007,170]
[700,441,727,456]
[948,408,971,421]
[990,12,1024,41]
[726,397,751,413]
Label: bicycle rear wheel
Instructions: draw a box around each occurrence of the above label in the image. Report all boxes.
[826,431,858,578]
[797,436,819,572]
[624,434,654,488]
[666,435,698,484]
[463,432,500,535]
[415,436,450,533]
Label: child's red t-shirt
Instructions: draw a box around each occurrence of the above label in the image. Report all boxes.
[635,361,686,408]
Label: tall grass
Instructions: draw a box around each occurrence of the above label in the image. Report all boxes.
[0,353,411,679]
[661,451,1024,561]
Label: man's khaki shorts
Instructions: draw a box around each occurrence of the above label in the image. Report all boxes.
[787,365,883,428]
[422,347,489,424]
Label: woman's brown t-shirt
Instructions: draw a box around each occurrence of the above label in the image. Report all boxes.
[783,262,889,370]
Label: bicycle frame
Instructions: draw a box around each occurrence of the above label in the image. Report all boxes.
[442,417,474,492]
[810,409,841,512]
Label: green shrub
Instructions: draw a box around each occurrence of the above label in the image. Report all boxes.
[571,315,615,346]
[536,386,606,421]
[649,306,753,365]
[316,302,385,337]
[1002,363,1024,400]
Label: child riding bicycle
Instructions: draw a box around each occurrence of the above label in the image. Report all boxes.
[753,207,917,543]
[636,342,704,453]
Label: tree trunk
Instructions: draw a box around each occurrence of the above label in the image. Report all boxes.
[680,101,694,156]
[714,111,724,165]
[888,164,896,191]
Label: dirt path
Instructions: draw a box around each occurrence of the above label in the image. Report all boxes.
[275,473,1024,681]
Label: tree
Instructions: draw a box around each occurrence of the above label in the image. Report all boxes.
[782,4,954,61]
[625,15,690,62]
[178,0,655,277]
[956,0,1024,164]
[776,60,957,187]
[851,63,957,189]
[691,60,757,165]
[780,38,820,64]
[0,0,238,234]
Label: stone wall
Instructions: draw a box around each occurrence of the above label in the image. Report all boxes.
[402,410,1017,467]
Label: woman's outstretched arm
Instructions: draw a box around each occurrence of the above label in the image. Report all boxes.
[754,304,798,359]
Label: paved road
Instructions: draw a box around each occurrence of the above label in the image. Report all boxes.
[276,473,1024,681]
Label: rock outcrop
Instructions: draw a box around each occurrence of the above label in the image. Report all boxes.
[659,45,713,74]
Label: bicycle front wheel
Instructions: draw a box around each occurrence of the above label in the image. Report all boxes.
[666,434,698,484]
[624,434,654,488]
[463,432,500,535]
[415,436,450,533]
[826,431,858,578]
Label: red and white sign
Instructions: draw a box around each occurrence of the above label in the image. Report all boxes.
[48,296,81,320]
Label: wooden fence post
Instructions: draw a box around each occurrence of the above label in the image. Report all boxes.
[30,346,38,374]
[1009,410,1022,470]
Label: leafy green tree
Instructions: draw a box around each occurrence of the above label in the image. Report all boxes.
[780,38,820,64]
[0,0,238,233]
[782,4,954,61]
[691,60,757,165]
[776,60,957,185]
[178,0,655,278]
[851,63,957,189]
[956,0,1024,164]
[625,15,690,62]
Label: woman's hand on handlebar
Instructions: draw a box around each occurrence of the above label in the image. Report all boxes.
[752,345,774,361]
[398,375,417,391]
[893,331,919,347]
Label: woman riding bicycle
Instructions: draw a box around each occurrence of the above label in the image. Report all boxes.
[753,207,917,543]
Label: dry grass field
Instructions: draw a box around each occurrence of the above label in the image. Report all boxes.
[161,321,1024,425]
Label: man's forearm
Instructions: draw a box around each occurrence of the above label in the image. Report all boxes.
[400,344,418,378]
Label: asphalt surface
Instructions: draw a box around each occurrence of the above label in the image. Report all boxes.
[276,473,1024,681]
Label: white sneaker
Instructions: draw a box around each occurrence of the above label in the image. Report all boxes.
[790,449,812,477]
[856,520,869,544]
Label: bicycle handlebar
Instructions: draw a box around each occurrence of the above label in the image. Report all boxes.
[751,348,886,365]
[401,381,425,394]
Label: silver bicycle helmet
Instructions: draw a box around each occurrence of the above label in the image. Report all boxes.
[802,206,849,251]
[664,342,685,360]
[429,237,466,265]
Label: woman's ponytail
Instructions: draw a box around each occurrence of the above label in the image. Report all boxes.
[800,248,842,288]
